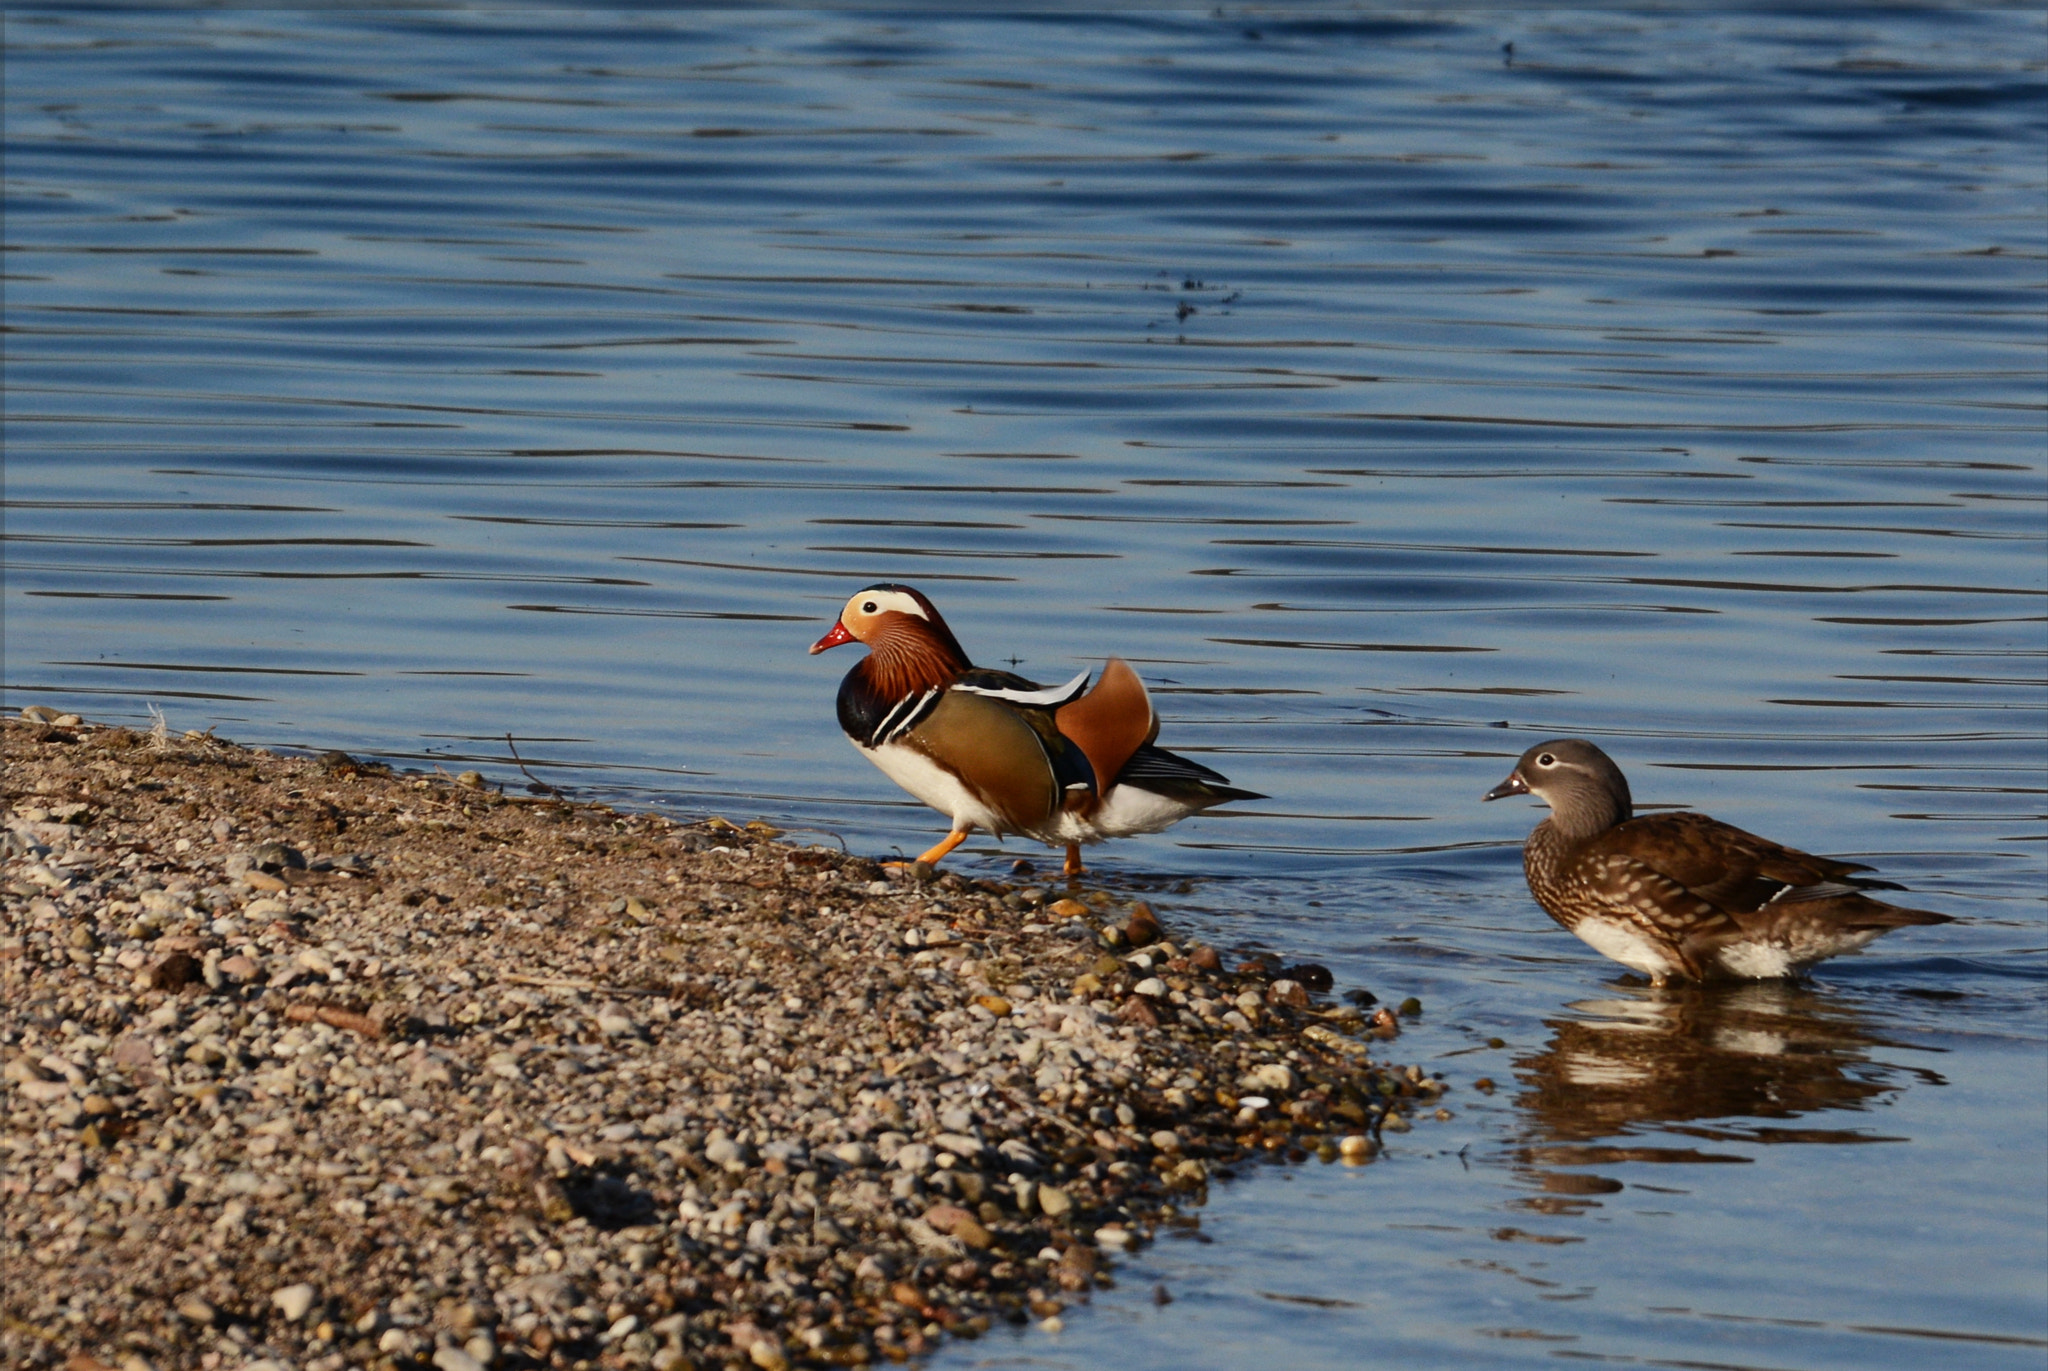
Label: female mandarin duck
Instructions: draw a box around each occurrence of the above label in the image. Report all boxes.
[1484,738,1952,985]
[811,584,1262,876]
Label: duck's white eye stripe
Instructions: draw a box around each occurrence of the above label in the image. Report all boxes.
[860,590,928,620]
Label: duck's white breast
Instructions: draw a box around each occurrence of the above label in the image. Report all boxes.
[857,739,1003,834]
[1571,917,1683,979]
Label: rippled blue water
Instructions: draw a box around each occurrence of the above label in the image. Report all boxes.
[6,7,2045,1367]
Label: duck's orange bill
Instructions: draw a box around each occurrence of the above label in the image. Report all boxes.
[809,620,855,654]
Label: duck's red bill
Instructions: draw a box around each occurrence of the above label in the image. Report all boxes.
[809,621,855,654]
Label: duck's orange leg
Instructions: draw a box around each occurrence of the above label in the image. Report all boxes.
[1063,843,1086,878]
[918,830,970,866]
[883,829,969,872]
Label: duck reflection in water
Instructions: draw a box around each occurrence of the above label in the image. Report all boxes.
[1506,983,1943,1206]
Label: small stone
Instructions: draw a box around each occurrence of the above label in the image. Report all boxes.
[1132,977,1165,998]
[933,1132,983,1159]
[1116,995,1159,1028]
[455,771,486,790]
[831,1141,874,1167]
[419,1176,466,1205]
[923,1204,993,1249]
[1339,1134,1376,1163]
[1398,996,1423,1017]
[1283,962,1335,992]
[1188,945,1222,973]
[271,1282,317,1322]
[973,994,1012,1016]
[1241,1062,1298,1094]
[1047,898,1089,920]
[1267,979,1310,1009]
[242,869,288,893]
[1123,902,1162,947]
[1035,1184,1072,1219]
[142,951,197,991]
[1382,1111,1411,1133]
[175,1294,217,1326]
[894,1142,933,1174]
[533,1176,577,1223]
[432,1347,485,1371]
[1149,1130,1181,1153]
[252,841,307,871]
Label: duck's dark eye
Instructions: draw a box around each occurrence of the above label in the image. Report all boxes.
[1537,753,1555,767]
[861,600,878,614]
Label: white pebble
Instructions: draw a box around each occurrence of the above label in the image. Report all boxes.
[270,1282,316,1322]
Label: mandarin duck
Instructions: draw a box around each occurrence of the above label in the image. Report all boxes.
[810,584,1262,876]
[1484,739,1952,985]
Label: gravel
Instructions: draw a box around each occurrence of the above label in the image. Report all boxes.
[1,711,1446,1371]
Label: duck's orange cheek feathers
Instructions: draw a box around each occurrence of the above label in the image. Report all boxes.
[810,621,856,654]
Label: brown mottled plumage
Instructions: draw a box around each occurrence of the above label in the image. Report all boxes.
[1484,739,1952,984]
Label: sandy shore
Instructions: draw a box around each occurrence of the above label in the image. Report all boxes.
[1,710,1444,1371]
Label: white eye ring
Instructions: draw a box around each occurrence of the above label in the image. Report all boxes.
[861,600,878,614]
[1537,753,1555,767]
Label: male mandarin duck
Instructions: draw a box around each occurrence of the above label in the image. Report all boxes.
[810,584,1262,876]
[1484,739,1952,985]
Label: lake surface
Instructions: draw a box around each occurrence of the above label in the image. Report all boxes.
[6,7,2045,1368]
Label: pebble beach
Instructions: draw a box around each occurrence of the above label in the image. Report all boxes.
[1,711,1445,1371]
